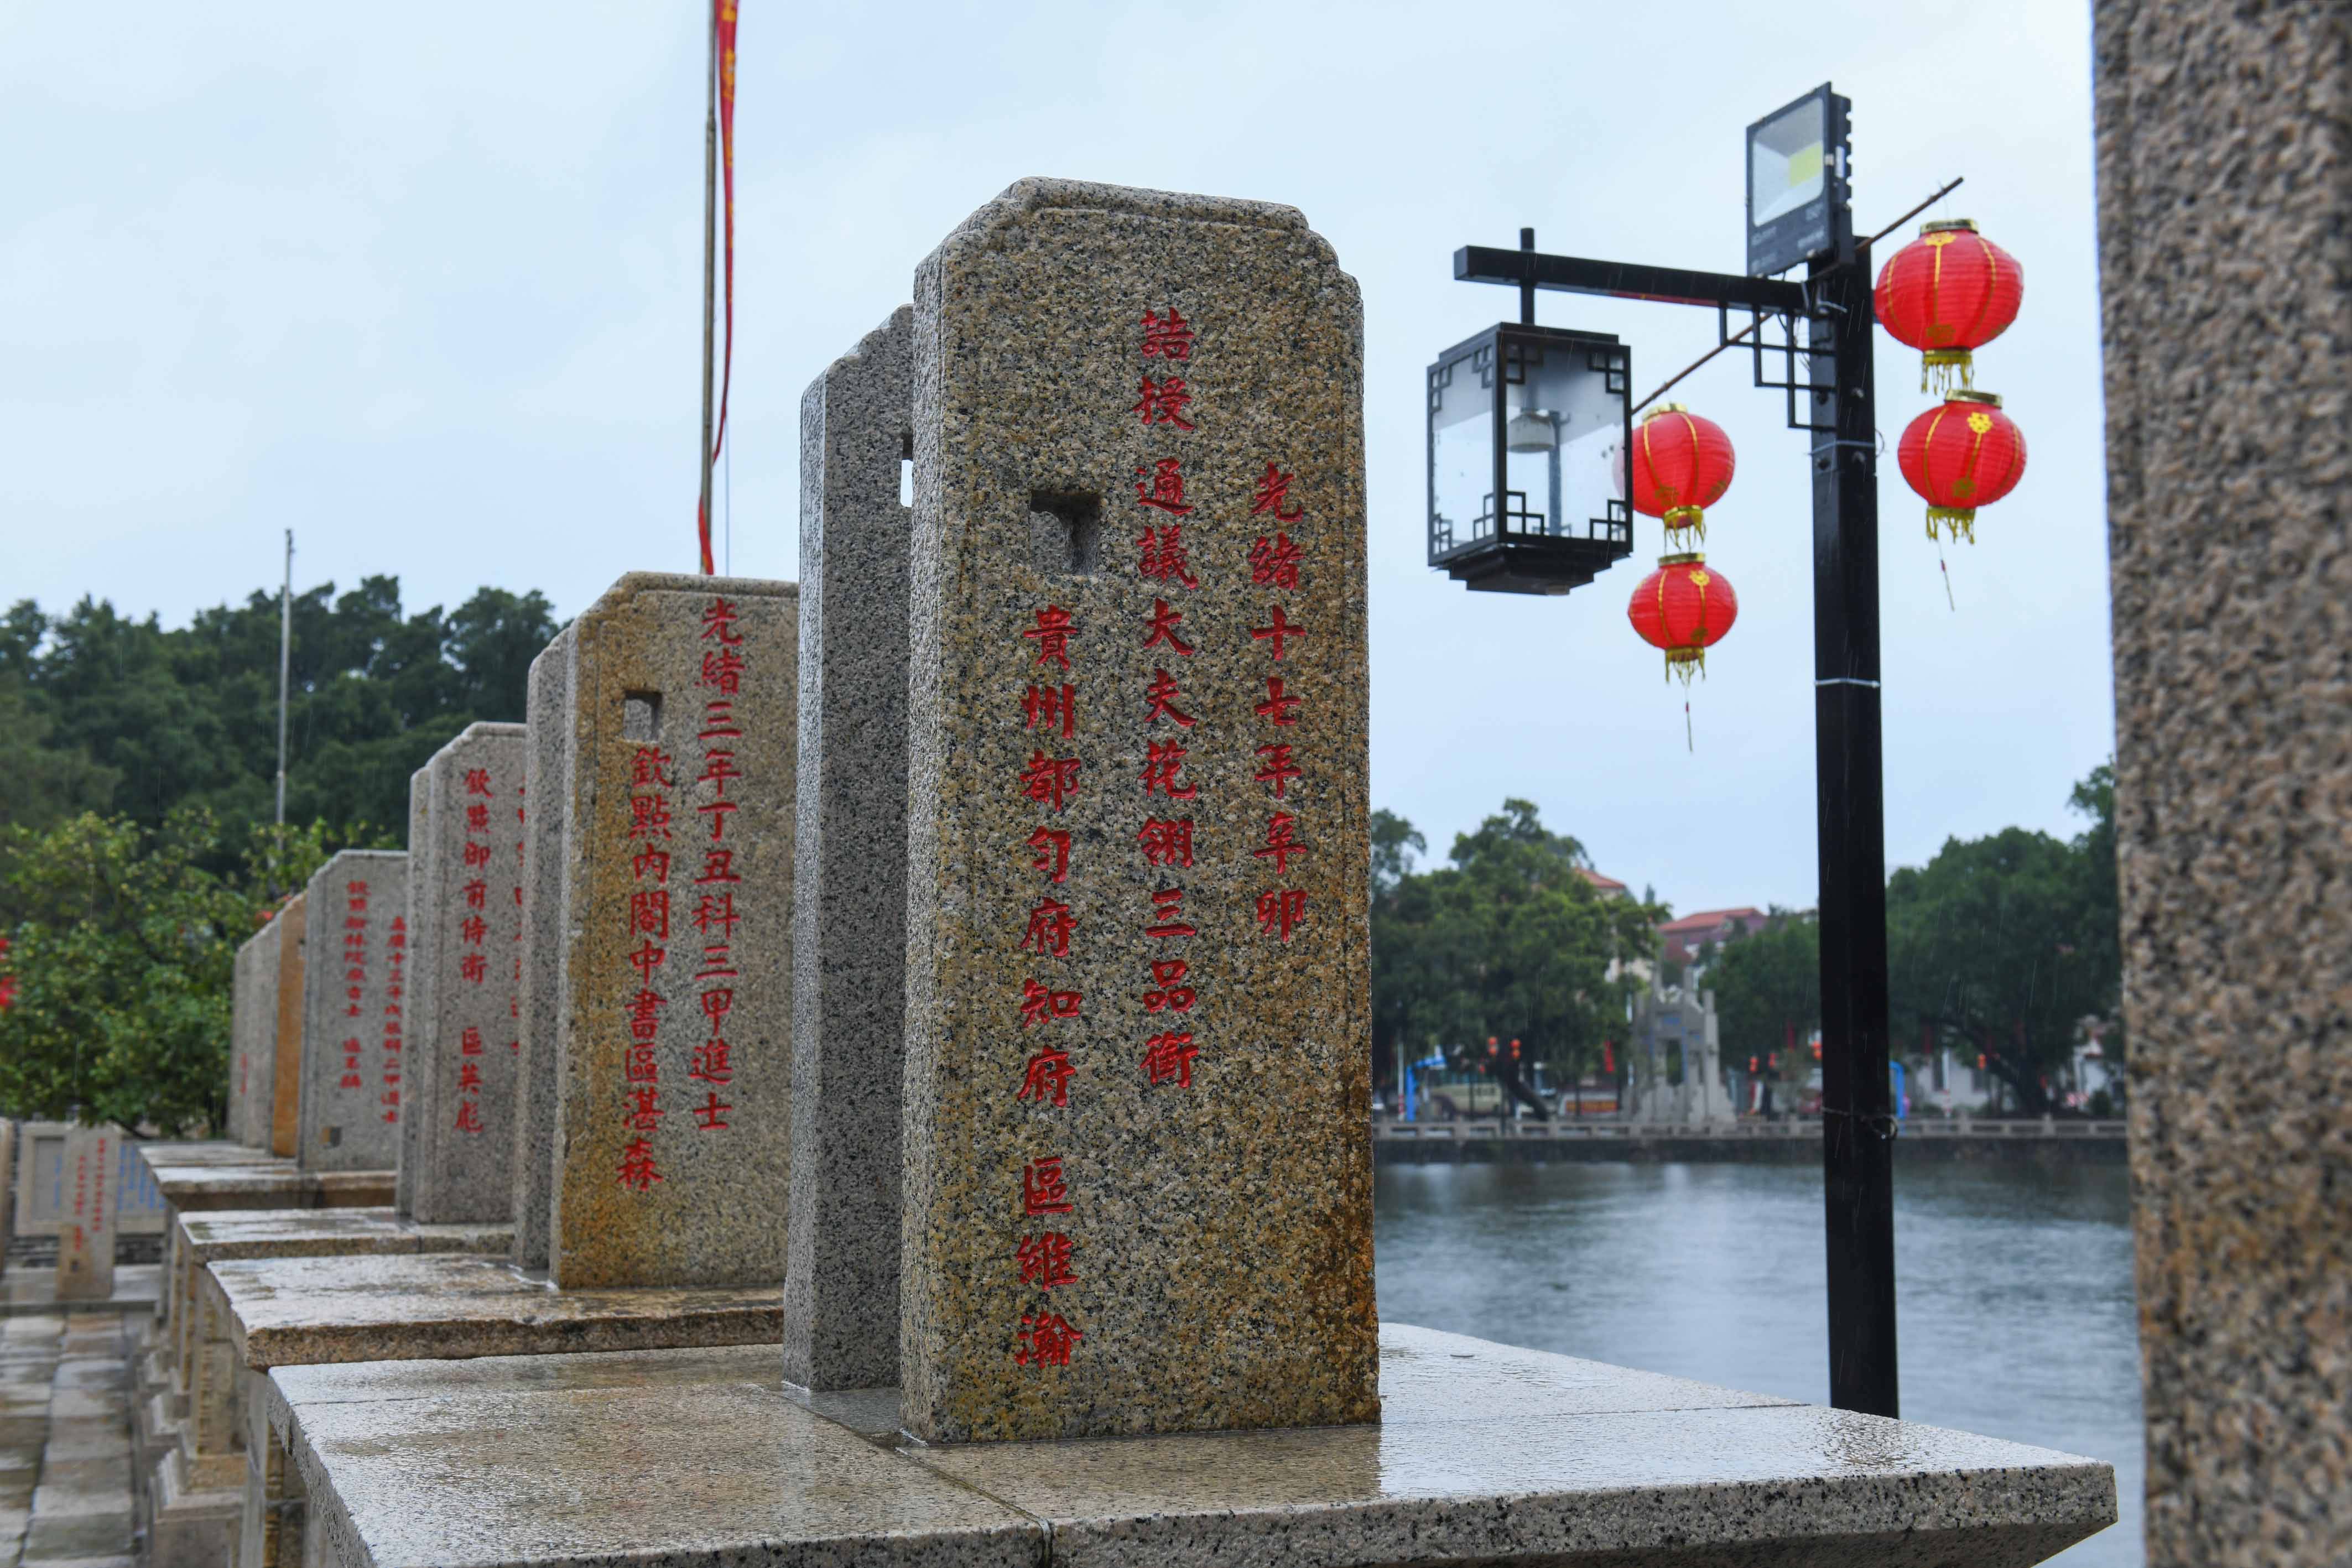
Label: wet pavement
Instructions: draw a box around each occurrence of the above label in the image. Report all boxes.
[1,1311,136,1568]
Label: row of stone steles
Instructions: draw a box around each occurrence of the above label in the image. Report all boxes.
[121,176,2111,1568]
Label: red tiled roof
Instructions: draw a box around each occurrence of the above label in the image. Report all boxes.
[1658,906,1766,935]
[1578,868,1628,893]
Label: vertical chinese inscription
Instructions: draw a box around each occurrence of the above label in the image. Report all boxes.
[56,1124,118,1302]
[903,180,1377,1442]
[410,724,529,1224]
[297,851,408,1171]
[548,572,795,1290]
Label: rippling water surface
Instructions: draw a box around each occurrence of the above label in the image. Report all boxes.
[1373,1159,2141,1567]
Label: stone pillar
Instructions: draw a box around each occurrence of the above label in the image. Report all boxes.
[295,852,409,1171]
[900,179,1379,1442]
[512,635,572,1273]
[404,724,529,1223]
[227,934,257,1144]
[55,1124,117,1301]
[397,769,432,1214]
[544,573,798,1289]
[783,307,914,1392]
[268,893,306,1158]
[2096,3,2352,1561]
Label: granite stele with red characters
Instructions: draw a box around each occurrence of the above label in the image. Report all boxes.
[296,850,410,1173]
[902,178,1379,1442]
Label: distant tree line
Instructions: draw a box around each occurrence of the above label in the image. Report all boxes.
[1704,765,2123,1113]
[0,578,560,1131]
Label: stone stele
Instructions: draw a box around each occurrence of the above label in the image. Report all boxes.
[55,1124,121,1301]
[901,179,1378,1441]
[2096,2,2352,1561]
[269,892,308,1158]
[227,930,259,1145]
[231,910,287,1150]
[784,305,914,1392]
[397,768,432,1214]
[406,723,529,1224]
[296,851,409,1172]
[547,572,797,1289]
[511,629,572,1272]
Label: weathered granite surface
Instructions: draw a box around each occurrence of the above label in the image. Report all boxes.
[262,1324,2116,1568]
[903,179,1376,1441]
[268,892,307,1157]
[296,852,408,1171]
[208,1253,780,1367]
[512,628,573,1272]
[397,767,431,1214]
[55,1126,119,1301]
[149,1166,393,1216]
[785,305,915,1392]
[227,930,262,1145]
[2095,4,2352,1564]
[407,723,529,1224]
[547,573,797,1289]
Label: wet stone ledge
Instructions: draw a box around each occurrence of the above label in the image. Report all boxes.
[263,1322,2116,1568]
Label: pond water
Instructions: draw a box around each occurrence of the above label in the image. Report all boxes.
[1373,1159,2141,1566]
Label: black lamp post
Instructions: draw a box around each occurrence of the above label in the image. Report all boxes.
[1430,83,1902,1420]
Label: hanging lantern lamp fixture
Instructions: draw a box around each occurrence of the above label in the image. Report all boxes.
[1874,219,2023,394]
[1626,405,1736,548]
[1896,390,2027,543]
[1627,553,1739,683]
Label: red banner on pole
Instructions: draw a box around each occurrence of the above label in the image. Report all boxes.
[695,0,739,576]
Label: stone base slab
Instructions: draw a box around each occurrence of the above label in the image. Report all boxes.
[149,1446,240,1568]
[210,1253,780,1368]
[262,1324,2117,1568]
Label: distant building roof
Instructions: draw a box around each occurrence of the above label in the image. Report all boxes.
[1658,907,1766,935]
[1578,868,1629,896]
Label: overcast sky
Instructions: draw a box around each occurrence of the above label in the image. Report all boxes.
[1,1,2109,918]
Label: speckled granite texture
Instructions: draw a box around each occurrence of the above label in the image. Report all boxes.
[902,179,1377,1441]
[397,767,432,1213]
[295,852,407,1173]
[268,892,306,1157]
[784,306,915,1393]
[261,1324,2115,1568]
[547,573,797,1289]
[207,1253,781,1367]
[54,1126,119,1300]
[405,723,529,1224]
[512,628,574,1273]
[2095,4,2352,1564]
[227,930,262,1145]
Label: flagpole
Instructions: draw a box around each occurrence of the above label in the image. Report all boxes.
[698,1,719,575]
[274,528,293,893]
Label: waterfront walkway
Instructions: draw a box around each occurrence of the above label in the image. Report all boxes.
[1374,1116,2130,1163]
[1,1309,137,1568]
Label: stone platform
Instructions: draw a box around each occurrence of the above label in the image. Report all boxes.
[147,1164,393,1216]
[258,1324,2115,1568]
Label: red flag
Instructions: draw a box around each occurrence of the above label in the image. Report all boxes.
[695,0,740,575]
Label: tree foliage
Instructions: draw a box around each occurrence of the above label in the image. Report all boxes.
[0,578,559,863]
[0,812,362,1134]
[1704,765,2124,1112]
[1370,799,1663,1086]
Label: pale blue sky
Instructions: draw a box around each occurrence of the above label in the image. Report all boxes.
[1,1,2111,916]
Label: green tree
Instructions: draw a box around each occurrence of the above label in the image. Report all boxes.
[1371,799,1662,1102]
[1706,908,1820,1079]
[1883,765,2122,1112]
[3,579,560,856]
[0,812,348,1135]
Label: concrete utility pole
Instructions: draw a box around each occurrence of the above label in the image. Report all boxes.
[276,529,293,829]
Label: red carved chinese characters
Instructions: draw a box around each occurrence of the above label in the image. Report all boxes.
[689,597,746,1137]
[1135,526,1199,590]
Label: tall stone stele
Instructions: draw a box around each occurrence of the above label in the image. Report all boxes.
[900,180,1379,1442]
[54,1124,118,1302]
[783,306,914,1392]
[402,723,529,1223]
[267,892,308,1157]
[295,851,409,1171]
[227,930,263,1144]
[2098,2,2352,1561]
[517,572,797,1289]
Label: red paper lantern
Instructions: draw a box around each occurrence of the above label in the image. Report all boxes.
[1897,391,2027,543]
[1875,219,2023,394]
[1627,553,1739,683]
[1625,404,1735,546]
